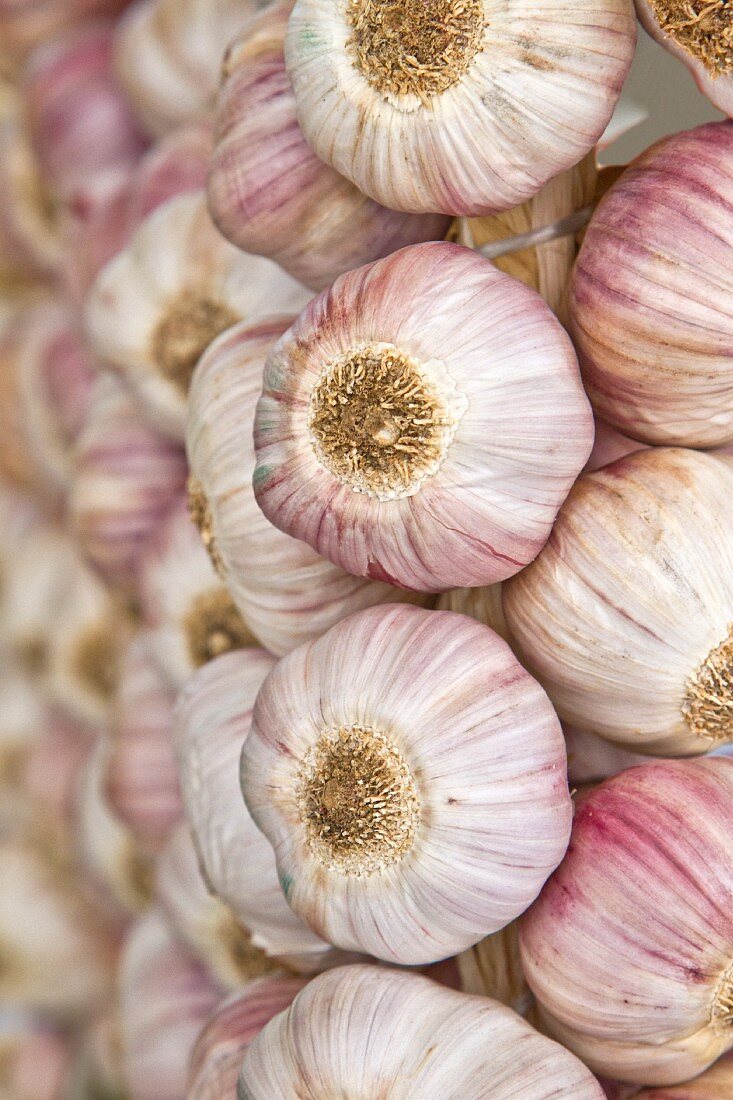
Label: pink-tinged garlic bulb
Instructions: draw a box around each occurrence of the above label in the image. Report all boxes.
[187,320,431,657]
[188,977,307,1099]
[254,242,592,591]
[209,3,450,292]
[584,417,649,473]
[0,0,130,74]
[242,604,572,964]
[284,0,635,217]
[504,448,733,757]
[140,497,256,689]
[86,189,311,440]
[0,838,115,1018]
[107,630,182,853]
[239,965,603,1097]
[564,726,653,786]
[69,372,187,592]
[635,1052,733,1097]
[635,0,733,115]
[114,0,267,137]
[520,758,733,1086]
[23,21,147,206]
[569,123,733,448]
[175,651,353,972]
[0,1024,72,1100]
[119,907,221,1100]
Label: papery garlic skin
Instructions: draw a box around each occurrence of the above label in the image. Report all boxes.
[456,921,533,1017]
[0,0,130,75]
[504,448,733,756]
[85,189,311,440]
[187,977,307,1100]
[140,497,256,689]
[564,726,653,786]
[436,584,512,648]
[284,0,635,216]
[635,0,733,116]
[254,242,593,592]
[0,1024,72,1100]
[635,1052,733,1097]
[584,416,648,473]
[209,3,450,292]
[119,907,221,1100]
[569,123,733,447]
[70,372,187,592]
[520,758,733,1086]
[239,965,603,1098]
[175,650,350,970]
[242,604,572,965]
[187,319,430,657]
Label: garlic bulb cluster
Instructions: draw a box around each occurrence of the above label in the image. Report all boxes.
[254,242,593,591]
[188,977,307,1100]
[69,372,187,592]
[208,2,451,292]
[569,122,733,448]
[239,965,603,1097]
[0,0,129,74]
[114,0,266,137]
[86,189,311,440]
[187,319,430,658]
[520,757,733,1086]
[284,0,635,216]
[504,448,733,756]
[140,497,255,688]
[242,603,572,964]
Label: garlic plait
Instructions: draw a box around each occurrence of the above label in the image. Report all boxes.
[241,603,572,964]
[504,448,733,756]
[187,319,430,658]
[284,0,636,216]
[253,241,593,592]
[85,189,311,440]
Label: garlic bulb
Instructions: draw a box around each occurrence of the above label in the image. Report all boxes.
[239,964,603,1097]
[107,630,182,853]
[209,2,451,292]
[175,649,353,970]
[284,0,635,216]
[520,757,733,1086]
[114,0,267,137]
[187,319,430,657]
[436,584,512,647]
[140,497,256,689]
[569,122,733,448]
[119,907,221,1100]
[635,1053,733,1098]
[69,372,187,593]
[456,921,532,1017]
[0,0,129,74]
[86,189,311,440]
[242,603,571,964]
[584,416,648,473]
[504,448,733,756]
[188,977,307,1100]
[564,726,653,786]
[635,0,733,115]
[19,708,90,834]
[254,242,592,591]
[0,661,46,790]
[0,1024,72,1100]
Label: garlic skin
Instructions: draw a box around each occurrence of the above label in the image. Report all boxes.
[140,497,256,689]
[86,189,311,440]
[242,603,572,965]
[187,319,430,657]
[504,448,733,757]
[175,650,352,970]
[114,0,267,137]
[0,0,129,75]
[456,921,532,1018]
[436,584,512,648]
[584,417,648,473]
[635,1052,733,1098]
[0,1025,72,1100]
[520,758,733,1086]
[284,0,635,217]
[564,726,652,786]
[0,661,46,790]
[635,0,733,116]
[569,123,733,448]
[240,964,603,1098]
[209,3,451,292]
[119,907,221,1100]
[254,242,593,592]
[188,977,307,1100]
[69,372,187,593]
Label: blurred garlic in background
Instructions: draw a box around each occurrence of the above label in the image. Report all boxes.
[0,1022,72,1100]
[0,0,131,75]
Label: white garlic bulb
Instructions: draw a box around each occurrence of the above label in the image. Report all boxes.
[85,189,311,440]
[241,603,572,964]
[520,758,733,1086]
[504,448,733,756]
[239,964,603,1097]
[253,242,593,592]
[175,649,352,971]
[187,319,431,657]
[284,0,635,216]
[435,584,512,648]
